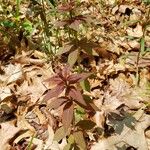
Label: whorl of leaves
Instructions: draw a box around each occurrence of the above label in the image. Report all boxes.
[43,66,91,131]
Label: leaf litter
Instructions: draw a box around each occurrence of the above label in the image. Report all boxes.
[0,0,150,150]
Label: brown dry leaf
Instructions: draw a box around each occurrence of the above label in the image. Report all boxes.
[0,86,12,101]
[0,121,20,150]
[91,107,150,150]
[16,66,50,103]
[0,63,23,84]
[44,125,67,150]
[128,40,140,49]
[33,106,46,124]
[92,110,105,128]
[127,23,143,38]
[119,5,132,13]
[16,113,35,132]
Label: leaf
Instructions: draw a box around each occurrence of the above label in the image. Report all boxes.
[63,143,74,150]
[62,65,71,78]
[44,75,63,85]
[43,83,65,101]
[76,120,96,130]
[49,0,56,7]
[126,23,143,38]
[54,20,67,28]
[68,49,79,67]
[69,19,81,31]
[68,87,87,107]
[73,131,86,150]
[0,121,20,150]
[62,101,74,132]
[80,79,91,92]
[53,126,66,142]
[49,97,68,110]
[140,37,145,55]
[56,44,72,56]
[68,73,91,84]
[68,134,75,144]
[57,2,74,12]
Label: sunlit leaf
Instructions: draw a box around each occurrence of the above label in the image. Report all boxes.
[43,83,65,101]
[56,44,73,55]
[68,134,75,144]
[63,143,74,150]
[55,20,67,28]
[80,79,90,92]
[68,73,91,84]
[69,19,81,31]
[73,131,86,150]
[57,2,75,12]
[140,37,145,55]
[49,97,68,110]
[54,126,66,142]
[68,87,87,106]
[68,49,79,67]
[62,65,71,78]
[62,101,74,131]
[48,0,56,7]
[44,75,63,85]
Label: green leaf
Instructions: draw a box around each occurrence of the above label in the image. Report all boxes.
[68,134,75,144]
[63,143,73,150]
[68,49,79,67]
[143,0,150,4]
[1,20,15,28]
[22,20,33,34]
[56,45,72,55]
[74,106,85,123]
[49,0,56,7]
[76,120,96,130]
[140,37,145,55]
[54,126,68,142]
[80,79,90,92]
[73,131,86,150]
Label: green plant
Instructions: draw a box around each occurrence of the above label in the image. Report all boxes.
[54,1,98,66]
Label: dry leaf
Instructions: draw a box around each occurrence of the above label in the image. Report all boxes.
[0,121,20,150]
[127,23,143,38]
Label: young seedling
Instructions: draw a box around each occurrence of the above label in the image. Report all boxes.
[43,65,91,131]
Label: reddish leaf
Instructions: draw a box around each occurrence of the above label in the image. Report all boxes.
[62,65,71,79]
[44,75,63,85]
[49,97,68,110]
[62,101,74,131]
[69,19,81,31]
[57,2,75,12]
[68,87,87,106]
[43,83,65,101]
[68,73,91,84]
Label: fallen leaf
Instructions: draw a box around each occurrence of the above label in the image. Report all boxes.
[0,121,20,150]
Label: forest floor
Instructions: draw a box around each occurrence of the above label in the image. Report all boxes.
[0,0,150,150]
